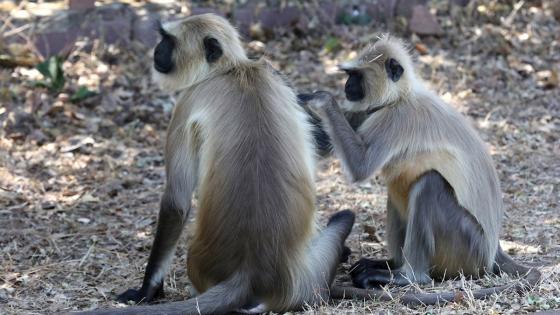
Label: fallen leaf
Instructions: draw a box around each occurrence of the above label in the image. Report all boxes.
[415,42,429,55]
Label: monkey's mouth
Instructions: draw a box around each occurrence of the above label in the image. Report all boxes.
[153,47,174,73]
[153,35,175,74]
[345,91,364,102]
[154,61,173,73]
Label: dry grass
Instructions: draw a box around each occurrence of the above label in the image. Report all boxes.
[1,1,559,314]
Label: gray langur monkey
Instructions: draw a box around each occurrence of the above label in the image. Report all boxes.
[78,14,356,315]
[303,35,540,305]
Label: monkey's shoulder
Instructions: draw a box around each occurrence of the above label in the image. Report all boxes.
[223,59,284,89]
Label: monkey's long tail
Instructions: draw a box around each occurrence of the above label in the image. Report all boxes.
[493,245,541,289]
[75,274,250,315]
[330,248,541,307]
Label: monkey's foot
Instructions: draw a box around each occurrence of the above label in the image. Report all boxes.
[350,257,394,271]
[350,258,431,288]
[352,275,384,289]
[351,269,403,288]
[237,302,267,314]
[117,289,145,304]
[116,284,164,304]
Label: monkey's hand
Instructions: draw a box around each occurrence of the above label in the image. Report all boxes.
[305,91,337,118]
[116,282,164,304]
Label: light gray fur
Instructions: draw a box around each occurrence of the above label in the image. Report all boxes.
[78,14,355,315]
[308,35,538,290]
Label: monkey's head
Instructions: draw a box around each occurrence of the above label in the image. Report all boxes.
[153,14,247,91]
[338,35,415,111]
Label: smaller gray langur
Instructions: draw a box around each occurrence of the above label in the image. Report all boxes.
[303,34,540,305]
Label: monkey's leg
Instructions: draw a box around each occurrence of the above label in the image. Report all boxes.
[352,174,436,287]
[350,200,404,285]
[117,192,191,303]
[118,127,200,304]
[385,199,406,266]
[353,171,490,287]
[291,210,355,308]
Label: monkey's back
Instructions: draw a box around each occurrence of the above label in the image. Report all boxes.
[373,89,503,265]
[181,63,316,300]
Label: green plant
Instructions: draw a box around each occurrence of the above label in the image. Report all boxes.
[323,37,341,53]
[71,86,97,103]
[338,11,371,25]
[35,56,65,92]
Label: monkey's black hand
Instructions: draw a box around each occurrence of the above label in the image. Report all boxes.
[296,93,316,107]
[297,92,333,156]
[350,258,431,287]
[306,91,336,117]
[350,257,402,288]
[117,283,164,304]
[351,269,393,288]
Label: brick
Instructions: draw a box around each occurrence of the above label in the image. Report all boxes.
[68,0,95,10]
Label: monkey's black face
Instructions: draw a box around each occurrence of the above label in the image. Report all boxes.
[344,70,365,102]
[154,27,175,74]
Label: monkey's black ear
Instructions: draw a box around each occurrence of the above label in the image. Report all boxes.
[385,58,404,82]
[203,37,223,63]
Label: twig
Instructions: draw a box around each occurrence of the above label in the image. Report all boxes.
[503,0,525,26]
[20,259,81,275]
[3,23,32,38]
[79,242,96,267]
[0,1,26,34]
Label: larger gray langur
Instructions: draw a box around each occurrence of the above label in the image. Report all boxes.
[77,14,357,315]
[303,35,541,305]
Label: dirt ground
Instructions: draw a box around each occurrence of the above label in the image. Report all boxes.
[1,1,559,314]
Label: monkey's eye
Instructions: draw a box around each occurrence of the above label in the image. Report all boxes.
[203,37,223,63]
[385,58,404,82]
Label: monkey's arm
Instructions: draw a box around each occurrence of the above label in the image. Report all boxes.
[118,124,201,304]
[298,93,370,157]
[308,91,388,182]
[323,104,370,181]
